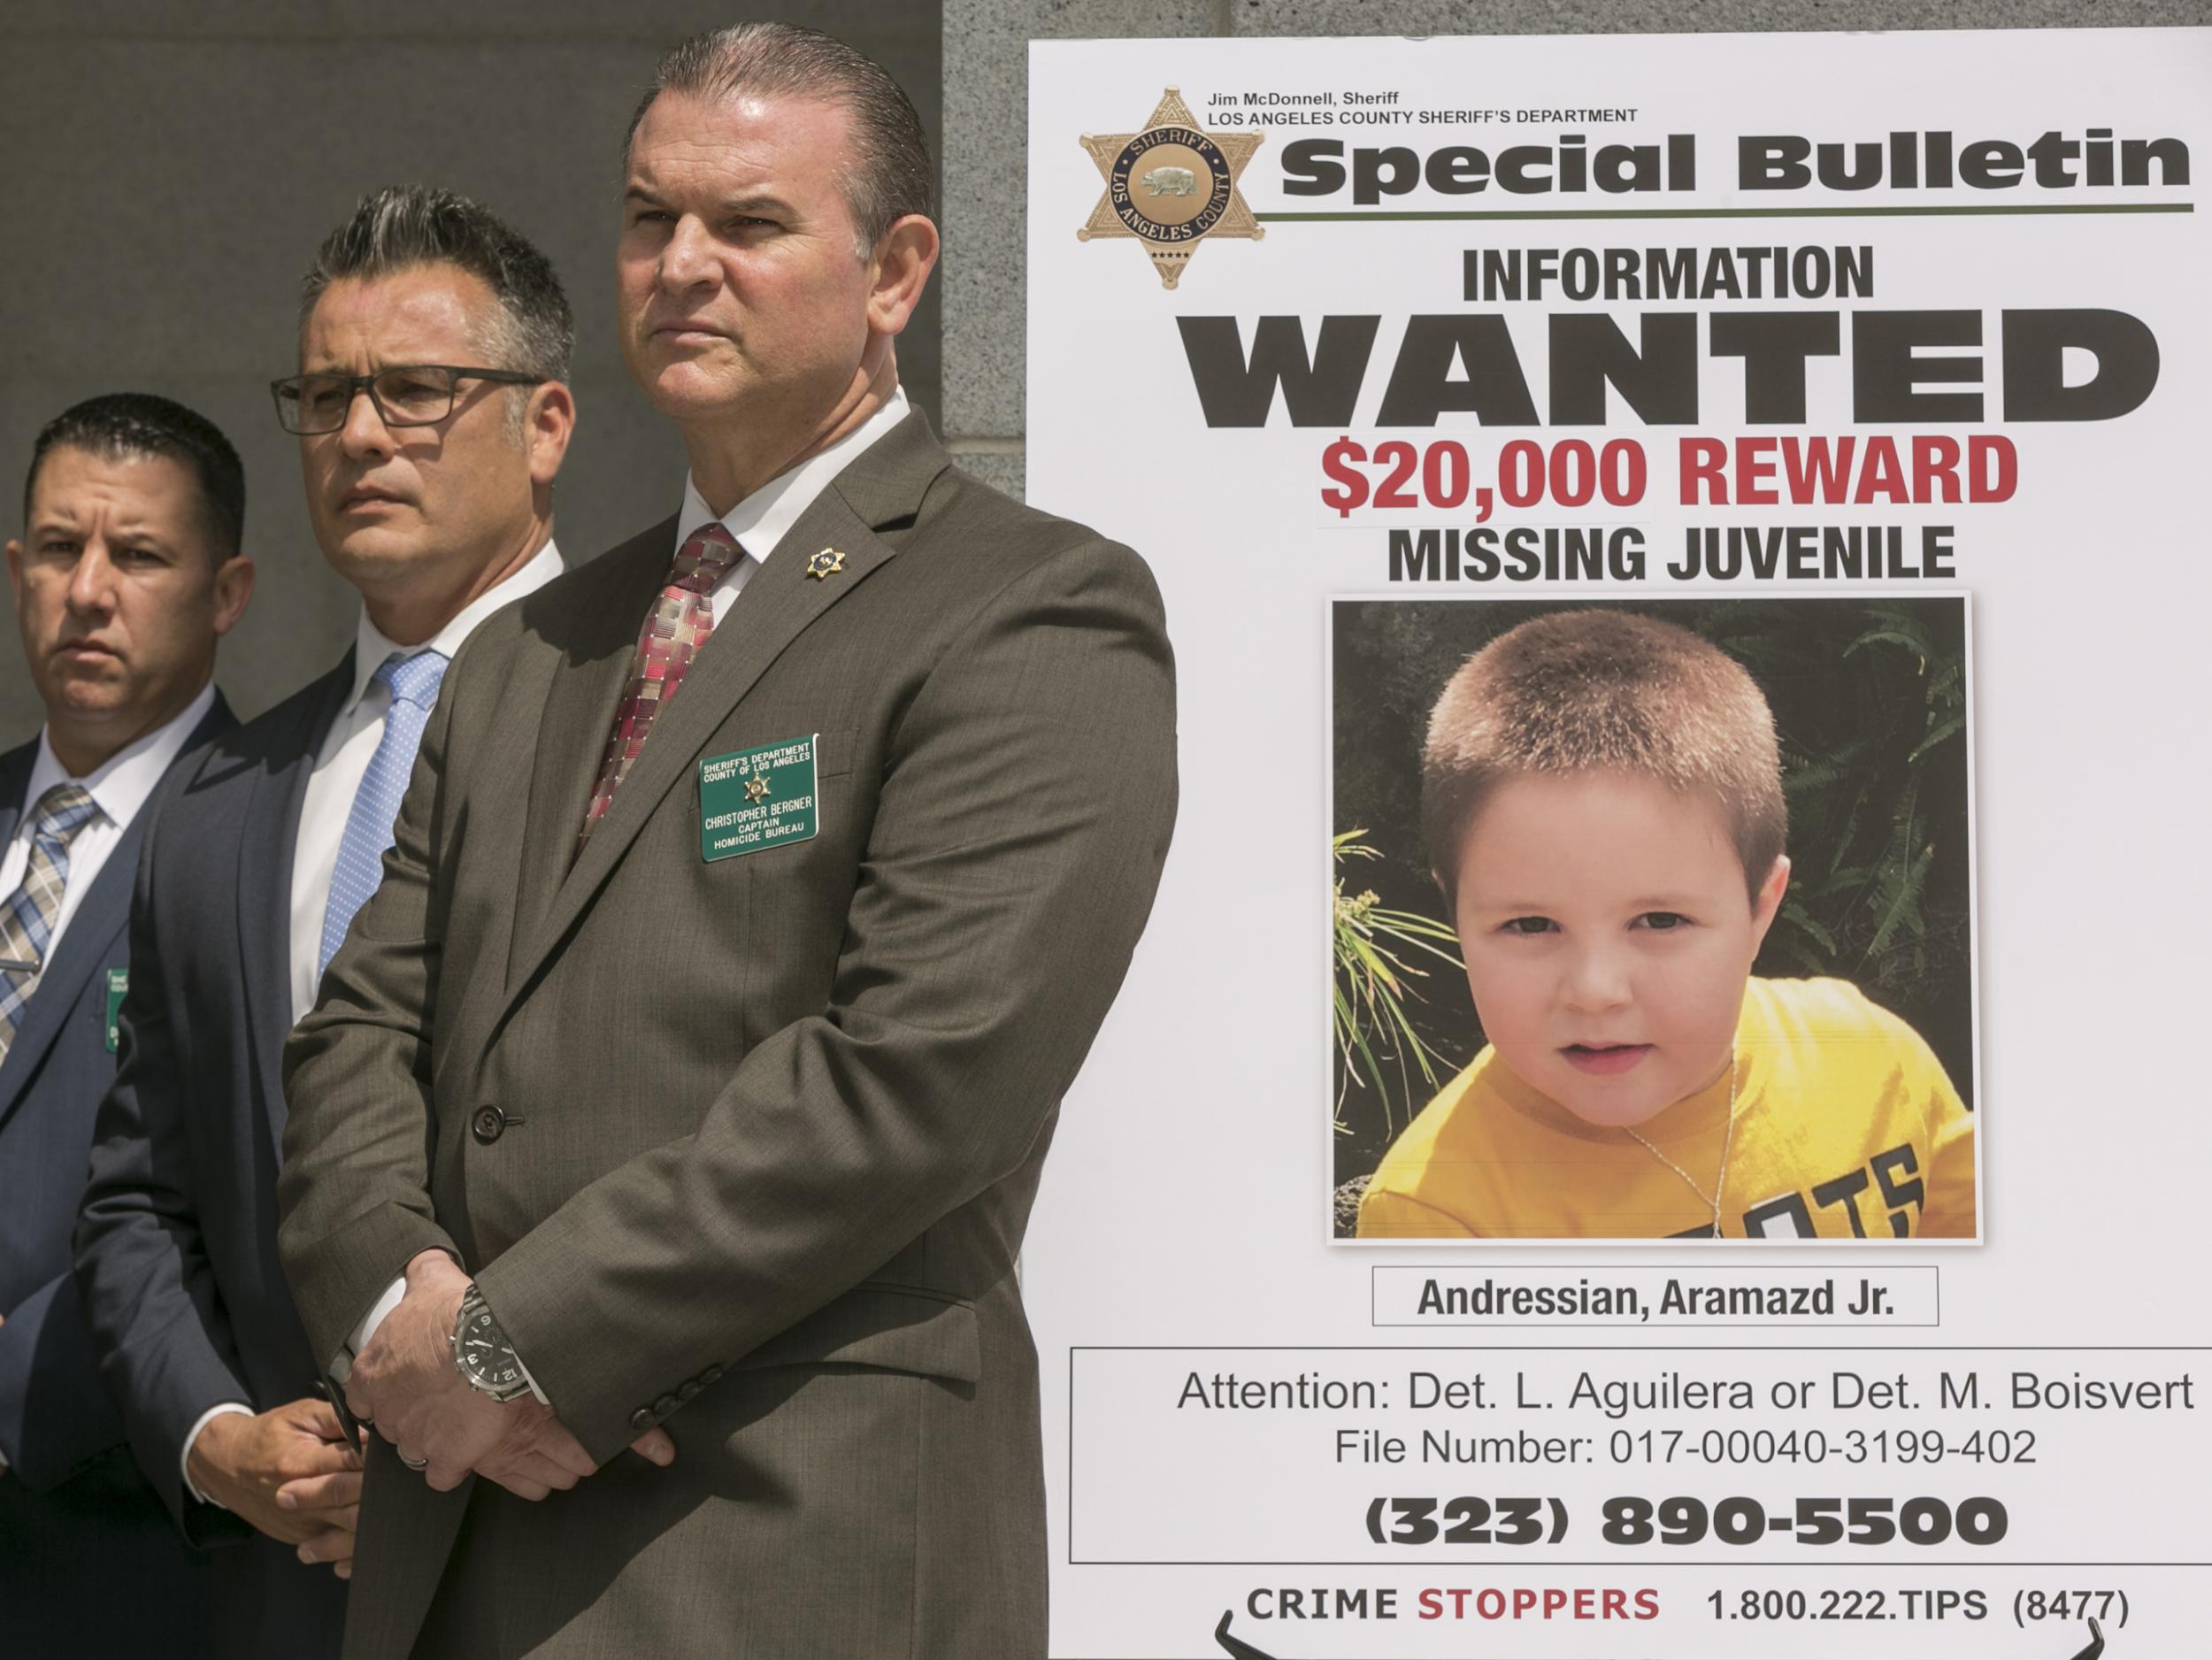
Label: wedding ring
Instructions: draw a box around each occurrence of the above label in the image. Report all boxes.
[399,1452,429,1471]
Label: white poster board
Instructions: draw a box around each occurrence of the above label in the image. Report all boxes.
[1025,27,2209,1659]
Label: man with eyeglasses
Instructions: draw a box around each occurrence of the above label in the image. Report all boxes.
[74,184,576,1660]
[274,24,1174,1658]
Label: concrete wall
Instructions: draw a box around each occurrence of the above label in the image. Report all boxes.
[0,4,939,733]
[941,0,2212,503]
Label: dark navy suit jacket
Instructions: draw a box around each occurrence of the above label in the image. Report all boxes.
[75,659,352,1660]
[0,698,230,1660]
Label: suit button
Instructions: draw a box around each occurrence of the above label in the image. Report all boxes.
[653,1394,678,1416]
[629,1407,655,1431]
[699,1365,724,1385]
[677,1380,701,1403]
[472,1106,505,1144]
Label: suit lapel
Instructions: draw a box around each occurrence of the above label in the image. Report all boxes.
[550,492,895,915]
[0,747,26,856]
[506,520,677,994]
[499,414,949,1017]
[237,656,354,1158]
[0,811,137,1124]
[0,747,40,1124]
[0,697,235,1128]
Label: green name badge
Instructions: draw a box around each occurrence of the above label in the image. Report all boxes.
[105,968,127,1053]
[699,734,819,863]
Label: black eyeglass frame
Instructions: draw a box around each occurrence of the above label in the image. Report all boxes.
[268,365,547,434]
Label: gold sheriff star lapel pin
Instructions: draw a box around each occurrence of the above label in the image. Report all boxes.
[804,548,847,580]
[1079,88,1263,290]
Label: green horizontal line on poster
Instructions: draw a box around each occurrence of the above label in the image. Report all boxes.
[1254,204,2195,220]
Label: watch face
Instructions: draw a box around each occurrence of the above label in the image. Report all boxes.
[458,1306,525,1393]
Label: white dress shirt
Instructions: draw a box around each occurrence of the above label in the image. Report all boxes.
[0,684,214,1478]
[180,541,563,1505]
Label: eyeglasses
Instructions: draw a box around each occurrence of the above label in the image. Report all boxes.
[270,365,544,434]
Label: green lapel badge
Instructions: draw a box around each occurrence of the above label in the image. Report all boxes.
[700,735,820,862]
[105,968,128,1053]
[804,547,847,580]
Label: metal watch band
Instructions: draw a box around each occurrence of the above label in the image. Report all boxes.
[451,1284,533,1403]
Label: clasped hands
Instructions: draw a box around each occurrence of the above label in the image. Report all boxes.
[185,1395,364,1577]
[345,1249,673,1502]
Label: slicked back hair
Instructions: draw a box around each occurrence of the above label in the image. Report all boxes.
[24,392,245,564]
[626,22,933,252]
[1421,610,1787,910]
[299,186,574,403]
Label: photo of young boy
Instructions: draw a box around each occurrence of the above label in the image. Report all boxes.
[1338,602,1978,1241]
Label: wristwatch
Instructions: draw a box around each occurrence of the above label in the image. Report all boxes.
[450,1284,533,1403]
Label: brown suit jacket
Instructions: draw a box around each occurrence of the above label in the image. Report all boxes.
[275,412,1177,1658]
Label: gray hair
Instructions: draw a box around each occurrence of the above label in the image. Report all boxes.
[299,186,575,404]
[625,23,933,252]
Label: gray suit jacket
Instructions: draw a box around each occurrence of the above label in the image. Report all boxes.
[276,411,1177,1659]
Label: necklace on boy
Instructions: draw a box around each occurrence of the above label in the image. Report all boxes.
[1620,1051,1739,1236]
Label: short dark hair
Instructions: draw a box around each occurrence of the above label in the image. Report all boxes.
[626,23,933,250]
[1422,610,1788,910]
[300,185,574,386]
[23,393,246,563]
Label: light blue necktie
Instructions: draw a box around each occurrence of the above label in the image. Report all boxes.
[319,650,449,976]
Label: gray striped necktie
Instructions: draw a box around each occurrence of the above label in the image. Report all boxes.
[0,782,104,1059]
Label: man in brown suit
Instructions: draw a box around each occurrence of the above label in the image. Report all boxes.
[274,23,1176,1659]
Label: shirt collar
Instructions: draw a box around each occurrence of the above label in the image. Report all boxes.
[26,680,219,835]
[675,385,911,562]
[342,538,565,714]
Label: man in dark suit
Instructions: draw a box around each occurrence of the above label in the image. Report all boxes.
[73,188,578,1660]
[276,24,1176,1658]
[0,393,250,1657]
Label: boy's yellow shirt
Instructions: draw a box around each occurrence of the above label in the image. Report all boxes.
[1357,977,1976,1241]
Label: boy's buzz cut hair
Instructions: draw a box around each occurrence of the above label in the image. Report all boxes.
[1421,609,1786,908]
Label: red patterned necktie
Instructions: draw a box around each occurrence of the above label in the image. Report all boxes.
[578,520,745,849]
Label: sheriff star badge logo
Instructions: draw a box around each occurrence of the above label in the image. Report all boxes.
[1079,88,1263,290]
